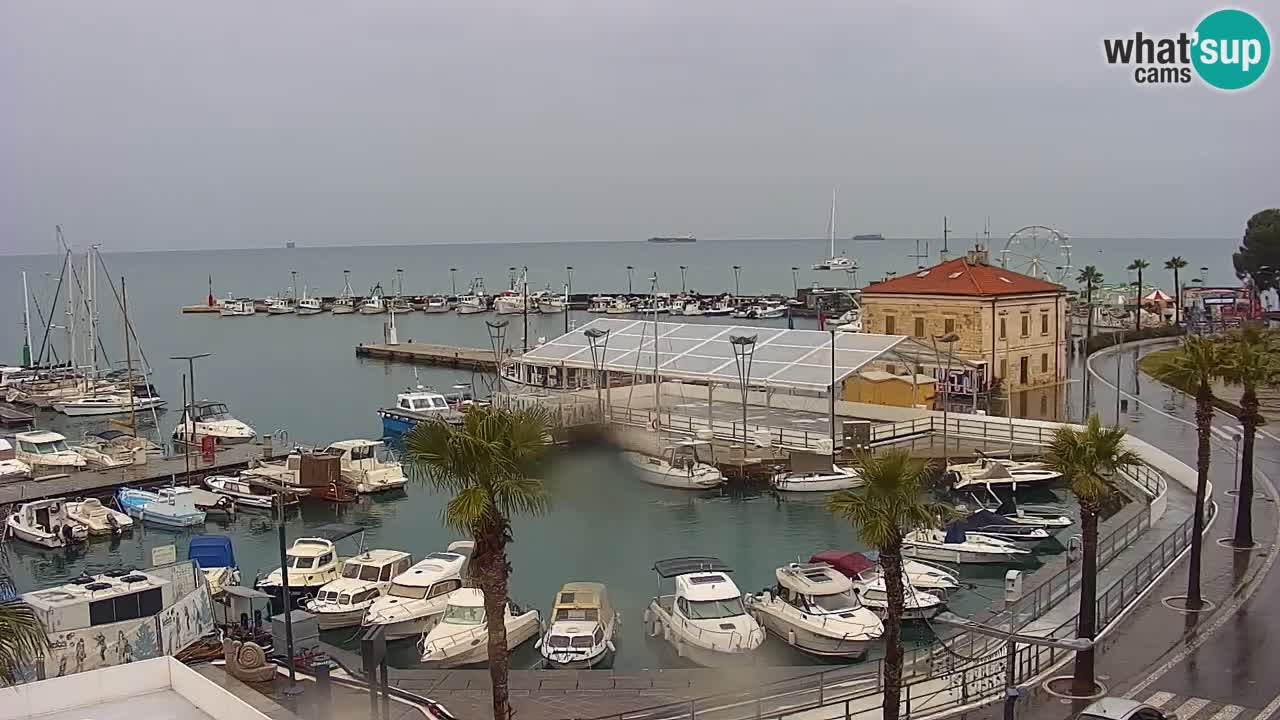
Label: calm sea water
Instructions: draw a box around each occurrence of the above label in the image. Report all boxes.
[0,237,1221,668]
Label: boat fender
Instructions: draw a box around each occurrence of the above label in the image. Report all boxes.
[642,608,650,624]
[675,640,684,657]
[662,625,671,642]
[649,621,660,638]
[217,496,232,508]
[788,629,796,647]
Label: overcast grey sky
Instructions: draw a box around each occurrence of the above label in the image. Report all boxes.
[2,0,1276,254]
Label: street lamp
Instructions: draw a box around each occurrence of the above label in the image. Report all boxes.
[680,265,688,294]
[791,267,799,298]
[931,332,960,465]
[934,611,1093,720]
[729,334,757,458]
[486,320,509,392]
[275,483,301,696]
[584,328,611,421]
[732,265,742,297]
[565,266,574,333]
[626,265,634,295]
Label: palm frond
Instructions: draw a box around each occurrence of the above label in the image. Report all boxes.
[0,562,46,686]
[827,449,940,550]
[1045,415,1140,504]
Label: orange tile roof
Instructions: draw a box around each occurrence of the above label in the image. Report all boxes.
[862,256,1064,297]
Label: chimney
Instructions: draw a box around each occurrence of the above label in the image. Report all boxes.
[966,246,990,266]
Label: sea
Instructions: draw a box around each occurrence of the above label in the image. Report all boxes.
[0,236,1234,669]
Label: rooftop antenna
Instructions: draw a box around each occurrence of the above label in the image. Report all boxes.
[941,216,952,260]
[984,216,991,249]
[911,239,929,270]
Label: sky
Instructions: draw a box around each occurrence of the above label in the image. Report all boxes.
[1,0,1277,254]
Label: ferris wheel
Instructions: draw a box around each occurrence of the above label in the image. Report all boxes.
[1000,225,1072,283]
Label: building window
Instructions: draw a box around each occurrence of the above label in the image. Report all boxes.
[1041,353,1049,372]
[885,315,896,334]
[1020,315,1030,337]
[914,317,925,337]
[1040,313,1049,335]
[885,363,897,375]
[1000,359,1007,378]
[999,318,1006,340]
[1039,395,1048,415]
[944,318,955,334]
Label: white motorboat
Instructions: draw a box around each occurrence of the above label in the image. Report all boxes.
[255,526,364,608]
[322,439,410,493]
[538,290,568,314]
[456,292,488,314]
[809,549,962,597]
[746,563,882,659]
[73,442,133,470]
[587,296,613,313]
[812,190,857,271]
[605,298,634,314]
[188,535,241,598]
[65,498,133,536]
[423,295,450,313]
[771,453,862,492]
[681,301,705,316]
[955,510,1053,546]
[296,292,324,315]
[979,493,1072,530]
[53,393,165,417]
[266,296,296,315]
[624,441,723,490]
[419,589,541,668]
[219,300,256,317]
[0,439,31,481]
[5,499,89,548]
[205,474,301,509]
[117,487,206,528]
[173,400,256,445]
[644,557,764,667]
[903,526,1030,564]
[360,285,388,314]
[948,458,1061,491]
[388,297,413,314]
[493,292,534,315]
[851,574,945,621]
[538,582,619,669]
[12,430,86,470]
[304,549,414,630]
[362,541,474,640]
[703,298,734,316]
[332,271,357,314]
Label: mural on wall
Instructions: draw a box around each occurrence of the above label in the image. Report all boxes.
[36,573,214,680]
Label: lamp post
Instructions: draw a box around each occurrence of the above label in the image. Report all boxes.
[732,265,742,297]
[791,267,799,298]
[585,328,611,421]
[276,485,301,695]
[1115,329,1125,425]
[486,320,509,392]
[1234,431,1242,491]
[449,268,458,296]
[931,332,960,465]
[521,266,530,353]
[829,327,837,460]
[679,265,688,294]
[933,612,1093,720]
[565,266,574,334]
[729,334,757,459]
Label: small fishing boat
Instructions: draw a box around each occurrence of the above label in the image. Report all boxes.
[388,296,413,314]
[361,542,474,640]
[746,563,883,659]
[360,285,388,314]
[117,487,207,528]
[947,458,1061,491]
[979,493,1072,530]
[771,452,862,492]
[902,525,1029,564]
[538,290,568,314]
[587,296,613,313]
[0,439,31,481]
[377,387,465,437]
[493,291,532,315]
[605,298,634,314]
[205,474,300,509]
[5,499,89,548]
[255,524,364,610]
[188,535,241,598]
[219,300,256,317]
[538,582,619,669]
[332,271,357,314]
[423,295,450,313]
[173,400,256,445]
[623,441,723,490]
[53,393,165,417]
[643,557,765,667]
[65,497,133,536]
[681,301,706,316]
[303,549,414,630]
[703,298,734,316]
[456,294,487,314]
[266,296,296,315]
[955,510,1052,546]
[12,430,86,470]
[322,439,409,493]
[419,589,541,667]
[296,291,324,315]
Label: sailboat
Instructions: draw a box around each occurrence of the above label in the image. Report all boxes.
[812,190,856,271]
[332,270,357,314]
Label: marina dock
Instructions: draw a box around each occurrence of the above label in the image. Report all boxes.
[355,342,498,371]
[0,441,287,506]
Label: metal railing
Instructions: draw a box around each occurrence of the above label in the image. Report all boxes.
[607,405,840,451]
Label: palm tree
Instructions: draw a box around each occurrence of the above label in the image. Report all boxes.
[1,556,46,685]
[1160,335,1220,608]
[1219,323,1277,548]
[404,406,553,720]
[827,450,949,720]
[1044,416,1141,697]
[1076,266,1104,411]
[1128,259,1150,329]
[1164,257,1188,326]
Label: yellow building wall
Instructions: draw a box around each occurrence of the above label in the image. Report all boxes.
[843,376,936,407]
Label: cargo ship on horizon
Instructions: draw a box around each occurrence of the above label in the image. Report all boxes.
[647,234,696,243]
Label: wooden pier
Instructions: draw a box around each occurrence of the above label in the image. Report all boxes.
[0,441,288,506]
[355,343,497,371]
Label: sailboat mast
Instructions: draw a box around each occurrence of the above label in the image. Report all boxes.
[829,189,836,258]
[123,276,136,435]
[651,273,660,430]
[21,271,32,366]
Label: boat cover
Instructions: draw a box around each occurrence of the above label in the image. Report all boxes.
[652,556,732,578]
[307,523,364,542]
[188,535,235,569]
[809,549,876,578]
[943,522,967,543]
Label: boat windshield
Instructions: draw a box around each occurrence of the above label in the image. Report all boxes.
[810,591,859,613]
[686,597,746,620]
[442,604,485,625]
[342,563,381,581]
[388,583,428,600]
[196,404,231,421]
[288,555,317,569]
[23,440,70,454]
